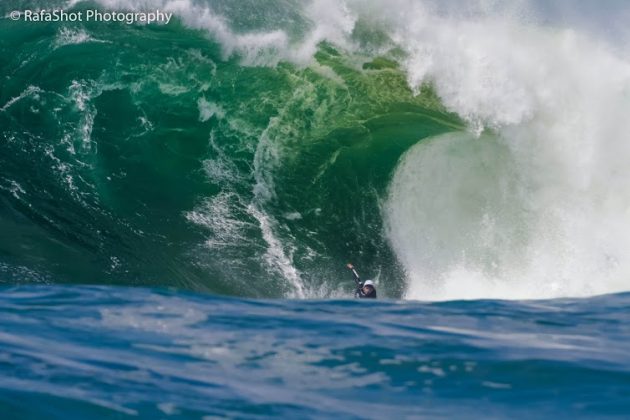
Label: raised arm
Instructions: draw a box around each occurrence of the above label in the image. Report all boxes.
[346,263,361,285]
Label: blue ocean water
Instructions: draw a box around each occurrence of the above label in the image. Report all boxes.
[1,286,629,419]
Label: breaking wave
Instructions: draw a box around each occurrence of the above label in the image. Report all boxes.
[2,0,630,300]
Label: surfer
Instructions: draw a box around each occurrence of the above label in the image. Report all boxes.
[346,263,377,299]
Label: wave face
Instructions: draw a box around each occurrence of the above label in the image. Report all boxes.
[2,286,630,418]
[2,0,630,300]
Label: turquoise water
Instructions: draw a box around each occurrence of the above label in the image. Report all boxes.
[1,0,461,298]
[2,0,630,417]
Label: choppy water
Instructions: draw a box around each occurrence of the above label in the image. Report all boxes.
[2,286,630,419]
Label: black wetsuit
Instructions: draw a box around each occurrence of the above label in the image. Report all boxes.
[349,267,377,299]
[356,286,377,299]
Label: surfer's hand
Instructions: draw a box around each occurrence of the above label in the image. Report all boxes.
[346,263,354,269]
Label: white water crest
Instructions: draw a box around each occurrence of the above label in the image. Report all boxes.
[88,0,356,66]
[382,2,630,300]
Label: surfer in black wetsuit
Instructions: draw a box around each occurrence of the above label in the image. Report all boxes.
[347,263,377,299]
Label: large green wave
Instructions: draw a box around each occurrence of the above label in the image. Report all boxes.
[0,4,463,297]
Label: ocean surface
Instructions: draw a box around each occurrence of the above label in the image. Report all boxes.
[2,286,630,419]
[2,0,630,417]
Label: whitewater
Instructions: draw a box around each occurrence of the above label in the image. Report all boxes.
[382,2,630,300]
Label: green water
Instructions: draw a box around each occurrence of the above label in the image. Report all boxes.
[0,3,463,297]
